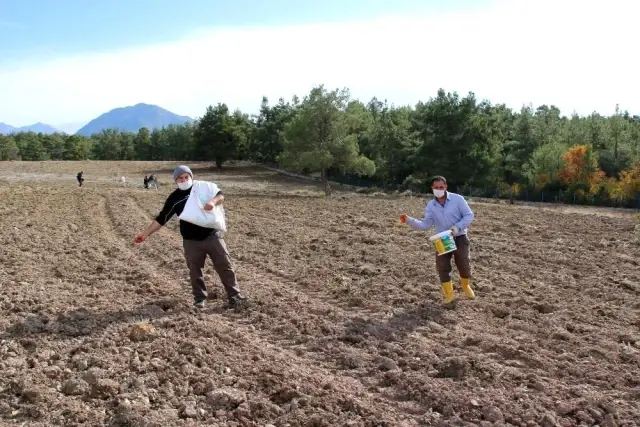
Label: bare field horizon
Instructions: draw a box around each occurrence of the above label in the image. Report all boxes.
[1,161,639,426]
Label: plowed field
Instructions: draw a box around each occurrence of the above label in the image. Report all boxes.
[1,161,639,427]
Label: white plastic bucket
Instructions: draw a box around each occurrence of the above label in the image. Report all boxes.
[428,230,457,256]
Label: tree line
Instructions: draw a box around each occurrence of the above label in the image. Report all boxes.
[1,85,639,207]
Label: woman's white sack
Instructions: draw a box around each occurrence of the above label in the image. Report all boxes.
[178,180,227,231]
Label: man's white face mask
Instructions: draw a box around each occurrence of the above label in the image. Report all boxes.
[433,189,446,198]
[177,178,193,191]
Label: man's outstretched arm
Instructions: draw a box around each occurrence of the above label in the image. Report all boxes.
[406,203,434,231]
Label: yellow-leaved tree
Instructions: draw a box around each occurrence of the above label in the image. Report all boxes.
[559,144,605,197]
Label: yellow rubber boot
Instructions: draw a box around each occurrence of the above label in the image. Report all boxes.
[441,281,456,304]
[460,277,475,299]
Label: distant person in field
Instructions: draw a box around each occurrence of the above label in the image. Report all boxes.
[76,171,84,187]
[400,175,476,305]
[134,165,247,309]
[144,174,157,189]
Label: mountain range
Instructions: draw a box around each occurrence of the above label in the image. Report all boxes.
[0,122,62,134]
[1,103,194,136]
[75,103,193,136]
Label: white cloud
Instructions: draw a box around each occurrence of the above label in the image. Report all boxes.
[0,0,637,128]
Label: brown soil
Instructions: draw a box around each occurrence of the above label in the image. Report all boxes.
[1,161,639,427]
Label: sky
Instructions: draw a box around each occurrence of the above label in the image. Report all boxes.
[0,0,638,133]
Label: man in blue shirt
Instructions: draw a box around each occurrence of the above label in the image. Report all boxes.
[400,175,475,305]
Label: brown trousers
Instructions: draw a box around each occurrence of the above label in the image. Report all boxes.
[435,234,471,283]
[182,232,240,301]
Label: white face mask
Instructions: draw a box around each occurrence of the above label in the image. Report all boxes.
[177,178,193,191]
[433,189,446,198]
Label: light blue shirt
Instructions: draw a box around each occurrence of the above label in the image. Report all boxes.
[407,191,474,235]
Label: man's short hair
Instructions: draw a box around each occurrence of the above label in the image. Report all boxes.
[431,176,447,185]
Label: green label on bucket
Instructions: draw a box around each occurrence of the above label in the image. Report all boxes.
[440,235,456,252]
